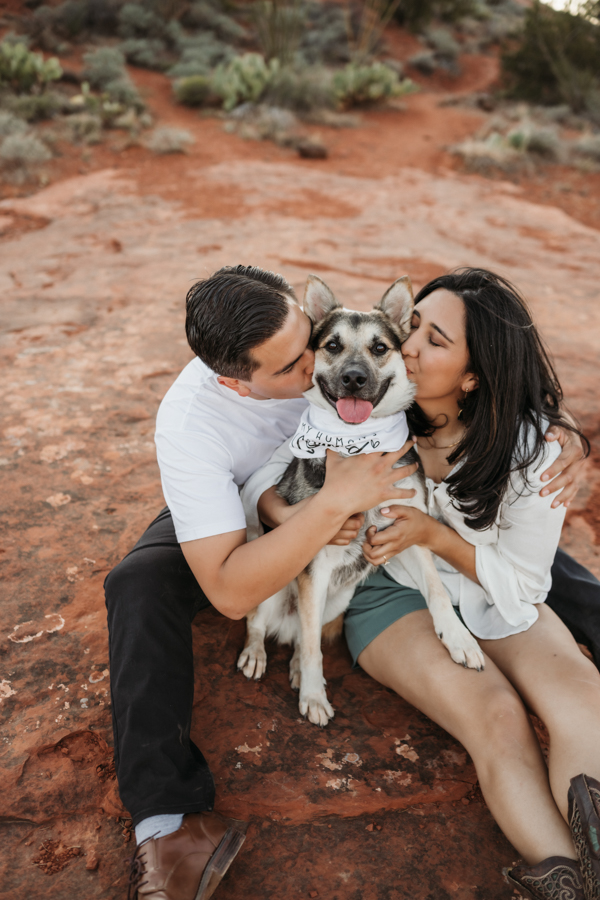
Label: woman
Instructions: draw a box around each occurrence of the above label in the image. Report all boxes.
[255,268,600,900]
[345,268,600,900]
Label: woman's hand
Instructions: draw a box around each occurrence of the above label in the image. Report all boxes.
[542,425,587,508]
[362,506,435,566]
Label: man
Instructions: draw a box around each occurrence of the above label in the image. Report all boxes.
[105,265,594,900]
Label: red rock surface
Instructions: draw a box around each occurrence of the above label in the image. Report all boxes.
[1,45,600,900]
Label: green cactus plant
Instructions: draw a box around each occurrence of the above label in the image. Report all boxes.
[333,62,417,108]
[211,53,278,111]
[0,41,62,93]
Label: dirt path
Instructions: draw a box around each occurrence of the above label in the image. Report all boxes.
[1,36,599,900]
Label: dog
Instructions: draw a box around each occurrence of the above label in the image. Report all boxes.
[237,274,485,726]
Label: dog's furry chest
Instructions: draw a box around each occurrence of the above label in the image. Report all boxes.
[276,446,426,590]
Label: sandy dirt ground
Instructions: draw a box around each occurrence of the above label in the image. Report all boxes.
[1,35,600,900]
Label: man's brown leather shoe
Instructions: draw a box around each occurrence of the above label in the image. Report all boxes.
[127,812,248,900]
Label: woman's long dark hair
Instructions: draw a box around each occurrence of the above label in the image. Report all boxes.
[406,268,589,531]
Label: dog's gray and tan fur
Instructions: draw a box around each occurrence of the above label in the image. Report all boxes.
[238,275,484,726]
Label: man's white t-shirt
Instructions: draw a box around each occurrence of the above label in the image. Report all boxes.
[155,357,307,543]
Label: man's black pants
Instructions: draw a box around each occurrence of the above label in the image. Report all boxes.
[104,507,600,826]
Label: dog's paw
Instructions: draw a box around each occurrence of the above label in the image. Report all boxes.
[237,645,267,680]
[299,692,335,727]
[437,620,485,672]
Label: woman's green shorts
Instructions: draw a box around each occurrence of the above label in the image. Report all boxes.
[344,568,427,667]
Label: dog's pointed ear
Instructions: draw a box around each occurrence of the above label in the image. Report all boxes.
[303,274,341,323]
[376,276,414,338]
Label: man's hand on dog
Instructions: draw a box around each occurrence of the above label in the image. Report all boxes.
[542,424,587,508]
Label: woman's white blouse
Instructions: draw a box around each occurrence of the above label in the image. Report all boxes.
[240,432,566,641]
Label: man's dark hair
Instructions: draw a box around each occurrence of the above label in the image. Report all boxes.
[185,265,296,380]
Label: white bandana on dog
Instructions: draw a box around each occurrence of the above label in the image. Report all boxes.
[289,405,410,458]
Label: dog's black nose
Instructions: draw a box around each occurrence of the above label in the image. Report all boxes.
[341,368,368,390]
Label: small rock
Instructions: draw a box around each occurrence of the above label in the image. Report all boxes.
[461,798,470,805]
[309,892,319,898]
[86,855,100,871]
[297,138,328,160]
[365,823,374,832]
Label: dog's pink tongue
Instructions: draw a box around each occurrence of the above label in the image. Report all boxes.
[336,398,374,424]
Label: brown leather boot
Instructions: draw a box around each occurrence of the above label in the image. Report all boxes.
[503,856,584,900]
[569,774,600,900]
[127,812,248,900]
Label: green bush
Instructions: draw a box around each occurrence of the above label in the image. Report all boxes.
[501,1,600,114]
[395,0,476,31]
[0,132,52,165]
[119,37,170,70]
[118,3,167,39]
[0,111,28,137]
[67,111,103,143]
[212,53,277,111]
[166,31,236,78]
[173,74,213,106]
[81,47,143,109]
[182,2,246,43]
[28,0,122,43]
[264,64,335,111]
[81,47,127,88]
[3,90,65,121]
[333,62,417,108]
[0,41,62,93]
[426,27,460,59]
[299,2,350,64]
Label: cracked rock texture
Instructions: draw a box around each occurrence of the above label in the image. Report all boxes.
[1,159,599,900]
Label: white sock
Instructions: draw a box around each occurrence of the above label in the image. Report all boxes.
[135,813,184,845]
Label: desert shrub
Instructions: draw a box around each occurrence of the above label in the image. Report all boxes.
[104,77,144,108]
[501,1,600,115]
[507,122,562,159]
[118,3,167,39]
[333,62,416,108]
[299,2,349,64]
[263,64,335,111]
[81,47,126,88]
[0,40,62,93]
[395,0,476,31]
[0,132,52,164]
[28,0,122,43]
[0,110,28,136]
[3,90,65,121]
[409,50,437,74]
[67,111,103,143]
[145,125,194,152]
[575,133,600,161]
[426,27,460,59]
[167,31,236,78]
[227,103,299,143]
[254,0,305,65]
[212,53,277,111]
[182,2,246,43]
[173,74,213,105]
[119,37,170,70]
[81,47,143,108]
[450,132,521,173]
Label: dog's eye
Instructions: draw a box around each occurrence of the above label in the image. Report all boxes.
[324,340,340,353]
[372,343,388,355]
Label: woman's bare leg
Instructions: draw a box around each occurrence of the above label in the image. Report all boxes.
[481,603,600,820]
[359,609,575,865]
